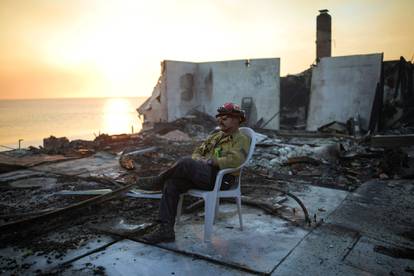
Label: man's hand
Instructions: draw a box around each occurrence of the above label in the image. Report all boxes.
[207,158,218,167]
[195,157,218,167]
[195,157,208,165]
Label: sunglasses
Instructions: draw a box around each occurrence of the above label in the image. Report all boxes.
[216,115,236,121]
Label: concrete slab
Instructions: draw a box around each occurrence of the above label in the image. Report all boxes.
[87,218,153,237]
[272,224,366,276]
[0,233,115,275]
[62,239,255,275]
[159,204,309,274]
[344,236,414,276]
[327,180,414,248]
[307,53,382,131]
[33,152,122,177]
[271,180,414,275]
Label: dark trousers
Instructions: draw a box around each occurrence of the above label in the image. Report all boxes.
[158,157,218,226]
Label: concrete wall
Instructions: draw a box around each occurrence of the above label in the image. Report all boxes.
[307,53,383,131]
[164,61,198,121]
[137,73,168,125]
[138,58,281,130]
[197,58,280,130]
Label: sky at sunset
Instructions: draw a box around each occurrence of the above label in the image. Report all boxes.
[0,0,413,100]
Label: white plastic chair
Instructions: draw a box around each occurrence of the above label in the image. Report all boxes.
[176,127,257,241]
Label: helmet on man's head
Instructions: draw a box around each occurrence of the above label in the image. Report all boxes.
[216,102,246,122]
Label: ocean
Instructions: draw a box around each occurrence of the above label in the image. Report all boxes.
[0,97,146,151]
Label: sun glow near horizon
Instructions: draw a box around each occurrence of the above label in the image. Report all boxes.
[102,98,142,135]
[0,0,413,100]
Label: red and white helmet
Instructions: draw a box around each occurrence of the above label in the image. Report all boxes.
[216,102,246,122]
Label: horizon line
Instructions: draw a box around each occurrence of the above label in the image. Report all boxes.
[0,95,150,101]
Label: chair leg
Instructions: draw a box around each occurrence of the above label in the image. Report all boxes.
[204,195,216,241]
[236,196,243,231]
[214,197,220,224]
[176,195,184,224]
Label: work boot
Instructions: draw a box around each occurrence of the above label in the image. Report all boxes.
[136,176,163,191]
[141,223,175,244]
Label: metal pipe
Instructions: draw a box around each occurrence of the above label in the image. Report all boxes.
[243,183,311,225]
[18,139,24,150]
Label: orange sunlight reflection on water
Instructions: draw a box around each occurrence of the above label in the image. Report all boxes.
[102,98,142,135]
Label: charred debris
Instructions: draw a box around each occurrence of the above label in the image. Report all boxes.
[1,103,413,225]
[1,8,414,274]
[0,100,413,273]
[1,54,414,226]
[0,56,413,274]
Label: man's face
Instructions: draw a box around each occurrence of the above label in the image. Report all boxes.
[217,115,240,132]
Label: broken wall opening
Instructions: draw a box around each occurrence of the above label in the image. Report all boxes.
[380,57,414,132]
[280,68,312,130]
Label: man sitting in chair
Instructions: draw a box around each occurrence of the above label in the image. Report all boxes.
[138,102,251,244]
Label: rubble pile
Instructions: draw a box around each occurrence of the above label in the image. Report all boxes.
[2,110,412,194]
[41,134,141,156]
[35,110,217,158]
[0,174,118,225]
[247,132,412,190]
[0,111,218,241]
[141,110,217,139]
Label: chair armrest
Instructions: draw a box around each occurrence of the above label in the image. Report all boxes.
[217,167,239,176]
[213,167,240,192]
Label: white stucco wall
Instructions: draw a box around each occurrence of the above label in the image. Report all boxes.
[137,74,168,124]
[197,58,280,129]
[306,53,383,131]
[164,61,198,121]
[138,58,281,130]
